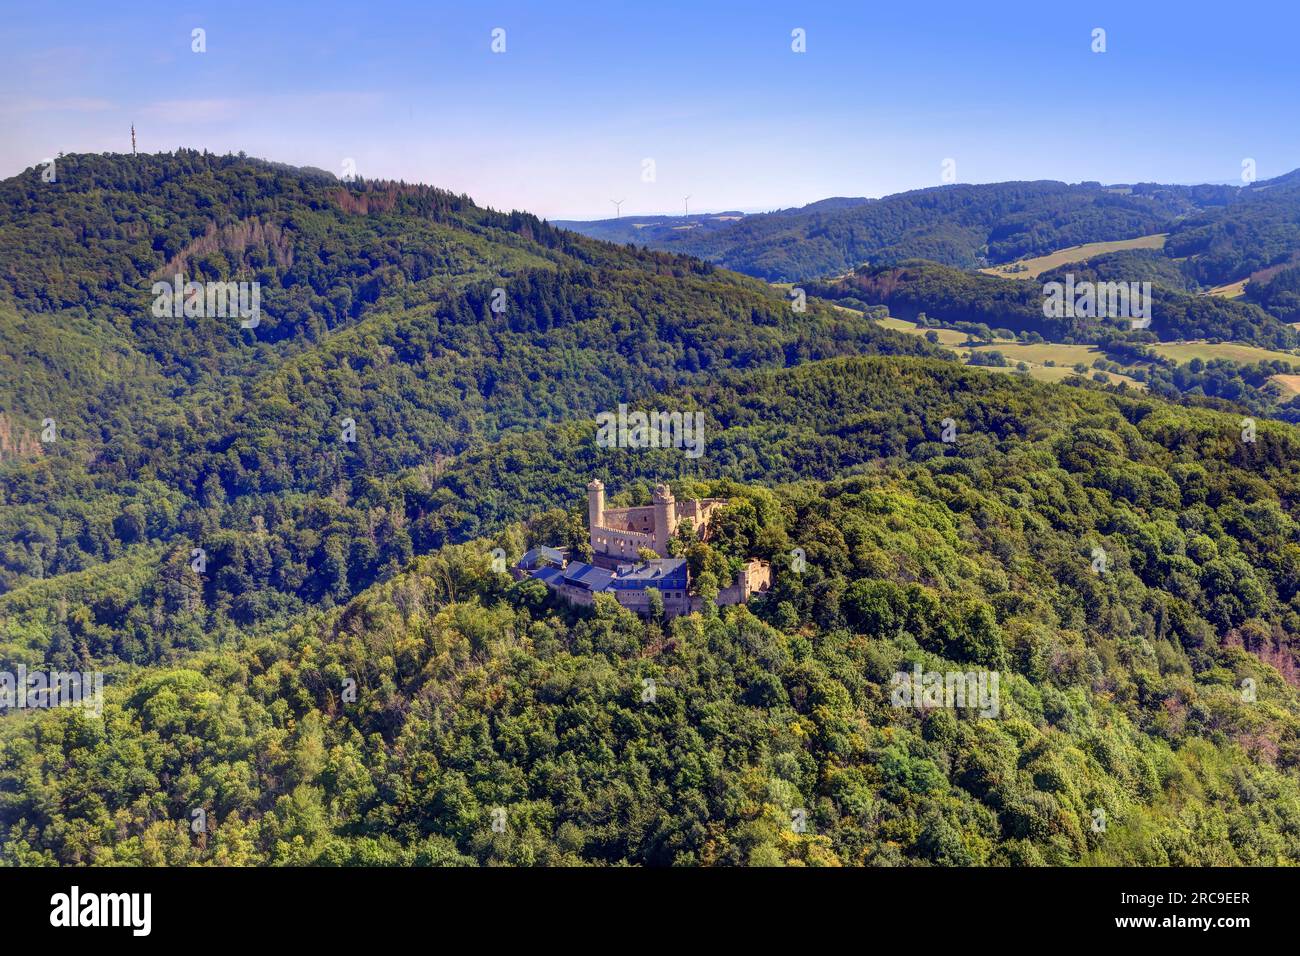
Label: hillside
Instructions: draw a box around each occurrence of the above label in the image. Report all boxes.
[4,153,1300,870]
[0,151,938,660]
[551,210,755,245]
[979,235,1169,281]
[1166,170,1300,286]
[805,260,1300,349]
[4,356,1300,865]
[559,180,1236,281]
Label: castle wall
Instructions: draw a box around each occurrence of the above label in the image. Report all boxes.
[590,486,730,560]
[716,559,773,606]
[613,588,692,619]
[591,526,656,560]
[600,505,657,533]
[674,498,728,540]
[557,582,597,606]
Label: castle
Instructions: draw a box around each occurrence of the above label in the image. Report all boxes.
[514,481,771,619]
[586,479,729,560]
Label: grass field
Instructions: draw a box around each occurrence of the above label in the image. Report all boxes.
[964,342,1107,365]
[1149,341,1300,365]
[1153,341,1300,400]
[961,343,1146,389]
[981,234,1168,280]
[1270,374,1300,398]
[1206,279,1248,299]
[826,299,1300,395]
[874,315,968,345]
[977,363,1143,388]
[850,309,1147,388]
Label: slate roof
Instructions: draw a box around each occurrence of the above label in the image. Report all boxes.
[518,546,565,569]
[561,562,615,592]
[533,558,689,597]
[609,559,688,591]
[532,566,564,587]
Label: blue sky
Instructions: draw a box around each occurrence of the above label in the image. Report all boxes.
[3,0,1297,218]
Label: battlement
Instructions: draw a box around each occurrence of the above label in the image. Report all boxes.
[586,481,727,558]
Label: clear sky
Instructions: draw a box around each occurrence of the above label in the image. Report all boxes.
[2,0,1297,219]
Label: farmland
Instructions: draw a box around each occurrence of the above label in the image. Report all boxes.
[981,234,1168,279]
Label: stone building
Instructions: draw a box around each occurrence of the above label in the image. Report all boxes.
[714,558,773,607]
[516,482,772,620]
[586,479,727,560]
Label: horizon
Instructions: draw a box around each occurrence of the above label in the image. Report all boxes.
[3,0,1298,219]
[6,147,1283,222]
[8,0,1300,907]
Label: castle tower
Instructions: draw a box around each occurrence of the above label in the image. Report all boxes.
[652,483,677,556]
[587,479,605,537]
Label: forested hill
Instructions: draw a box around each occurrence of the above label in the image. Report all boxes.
[805,260,1300,349]
[4,151,1300,869]
[4,355,1300,865]
[0,150,937,642]
[1166,169,1300,286]
[558,180,1237,281]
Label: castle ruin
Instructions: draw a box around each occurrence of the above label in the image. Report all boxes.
[586,479,727,560]
[517,481,772,620]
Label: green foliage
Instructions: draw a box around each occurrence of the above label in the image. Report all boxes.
[563,180,1228,281]
[4,153,1300,868]
[0,151,940,669]
[806,260,1298,349]
[1165,170,1300,286]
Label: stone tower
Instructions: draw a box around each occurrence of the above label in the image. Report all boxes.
[587,479,605,535]
[652,483,677,556]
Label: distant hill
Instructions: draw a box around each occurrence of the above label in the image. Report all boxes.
[560,172,1300,331]
[805,260,1299,349]
[1165,170,1300,286]
[552,200,874,248]
[558,180,1240,281]
[551,210,752,246]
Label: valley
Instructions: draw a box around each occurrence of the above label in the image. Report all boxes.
[4,2,1300,936]
[3,150,1300,872]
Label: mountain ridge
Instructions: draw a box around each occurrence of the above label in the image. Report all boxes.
[557,172,1300,285]
[4,149,1300,869]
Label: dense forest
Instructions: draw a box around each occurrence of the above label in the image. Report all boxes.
[1165,170,1300,287]
[3,153,1300,868]
[1048,248,1199,295]
[0,151,937,647]
[561,180,1240,281]
[1246,264,1300,322]
[804,260,1300,349]
[3,356,1300,865]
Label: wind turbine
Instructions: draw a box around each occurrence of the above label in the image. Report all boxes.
[610,198,624,218]
[683,195,691,217]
